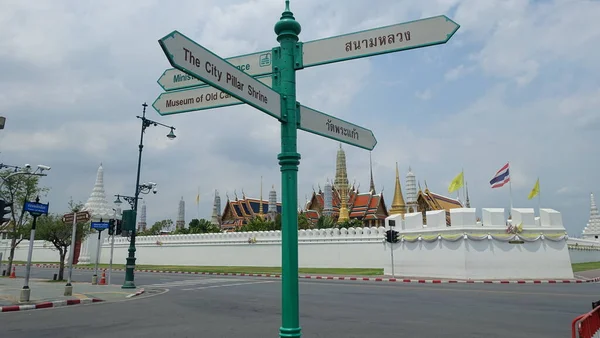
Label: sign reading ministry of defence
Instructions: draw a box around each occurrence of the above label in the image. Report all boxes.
[159,31,281,120]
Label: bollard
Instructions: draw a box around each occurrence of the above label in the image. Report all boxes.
[2,270,5,276]
[53,273,57,281]
[92,275,98,285]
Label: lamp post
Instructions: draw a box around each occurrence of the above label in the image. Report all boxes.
[122,102,175,289]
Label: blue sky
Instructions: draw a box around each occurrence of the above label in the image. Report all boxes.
[0,0,598,235]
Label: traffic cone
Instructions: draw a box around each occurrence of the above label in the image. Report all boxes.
[99,269,106,285]
[9,266,16,278]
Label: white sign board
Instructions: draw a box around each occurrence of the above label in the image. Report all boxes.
[302,15,459,68]
[159,31,281,120]
[298,105,377,150]
[153,76,273,115]
[158,50,273,91]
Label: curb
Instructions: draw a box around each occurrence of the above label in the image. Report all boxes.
[15,264,600,284]
[0,298,103,313]
[126,288,145,298]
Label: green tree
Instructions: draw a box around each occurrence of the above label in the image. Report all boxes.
[237,217,277,232]
[298,213,312,230]
[139,219,173,236]
[0,168,49,276]
[316,215,335,229]
[338,218,364,229]
[188,218,221,234]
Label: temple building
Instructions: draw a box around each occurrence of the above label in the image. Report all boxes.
[582,193,600,240]
[415,182,463,225]
[220,184,282,231]
[304,145,389,227]
[176,197,185,230]
[137,201,147,232]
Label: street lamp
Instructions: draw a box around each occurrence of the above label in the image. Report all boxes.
[122,102,175,289]
[0,164,50,190]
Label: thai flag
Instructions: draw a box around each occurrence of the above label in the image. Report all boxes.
[490,162,510,188]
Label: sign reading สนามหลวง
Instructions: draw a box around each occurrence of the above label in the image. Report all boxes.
[298,104,377,151]
[159,31,281,120]
[301,15,460,68]
[23,201,49,216]
[91,221,109,230]
[153,76,273,116]
[158,50,273,91]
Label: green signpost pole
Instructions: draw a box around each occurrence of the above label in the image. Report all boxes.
[274,1,302,337]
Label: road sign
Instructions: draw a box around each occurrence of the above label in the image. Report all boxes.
[301,15,459,69]
[158,50,273,91]
[159,31,281,120]
[62,211,91,224]
[23,202,49,217]
[298,104,377,151]
[91,221,109,230]
[153,76,273,116]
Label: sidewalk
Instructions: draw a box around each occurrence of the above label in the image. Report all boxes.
[0,277,144,312]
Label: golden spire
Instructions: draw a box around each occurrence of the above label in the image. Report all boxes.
[389,162,406,216]
[259,176,264,218]
[335,144,350,222]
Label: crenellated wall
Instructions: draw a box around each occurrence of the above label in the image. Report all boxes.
[383,208,573,279]
[0,207,582,280]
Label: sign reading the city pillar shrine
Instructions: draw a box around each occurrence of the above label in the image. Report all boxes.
[298,104,377,151]
[158,50,273,91]
[301,15,460,69]
[153,76,273,116]
[159,31,281,120]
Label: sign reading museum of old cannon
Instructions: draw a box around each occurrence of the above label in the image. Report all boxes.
[159,31,281,120]
[154,76,273,116]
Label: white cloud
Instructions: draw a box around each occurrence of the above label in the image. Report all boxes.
[0,0,598,237]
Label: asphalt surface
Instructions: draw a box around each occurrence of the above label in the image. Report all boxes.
[1,265,597,337]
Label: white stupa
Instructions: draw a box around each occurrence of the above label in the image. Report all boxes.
[77,164,113,265]
[583,193,600,240]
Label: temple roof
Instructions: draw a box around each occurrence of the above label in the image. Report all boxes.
[221,197,282,227]
[305,185,388,223]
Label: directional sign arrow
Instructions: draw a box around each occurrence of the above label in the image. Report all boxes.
[153,76,272,116]
[158,50,273,91]
[298,104,377,151]
[302,15,459,69]
[159,31,281,120]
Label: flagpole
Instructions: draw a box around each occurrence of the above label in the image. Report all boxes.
[462,168,465,205]
[508,161,513,212]
[197,186,200,220]
[537,178,541,214]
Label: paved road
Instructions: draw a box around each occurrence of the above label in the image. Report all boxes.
[2,266,597,337]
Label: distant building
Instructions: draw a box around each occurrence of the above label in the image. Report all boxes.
[176,197,185,230]
[582,193,600,240]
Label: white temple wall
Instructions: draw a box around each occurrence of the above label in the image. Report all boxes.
[2,208,589,280]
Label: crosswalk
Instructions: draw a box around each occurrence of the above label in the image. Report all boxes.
[142,277,275,291]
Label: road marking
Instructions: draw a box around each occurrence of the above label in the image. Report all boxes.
[144,278,252,288]
[298,280,593,298]
[182,280,275,291]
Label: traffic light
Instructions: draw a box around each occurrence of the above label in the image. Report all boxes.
[0,199,13,224]
[385,229,393,243]
[116,220,122,236]
[392,230,399,243]
[108,219,115,235]
[385,229,400,243]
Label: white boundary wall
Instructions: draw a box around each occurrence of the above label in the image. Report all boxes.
[1,208,579,280]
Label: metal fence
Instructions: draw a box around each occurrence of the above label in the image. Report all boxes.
[573,305,600,338]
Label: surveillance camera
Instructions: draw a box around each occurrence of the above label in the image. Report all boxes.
[148,182,157,187]
[37,165,51,171]
[24,164,31,169]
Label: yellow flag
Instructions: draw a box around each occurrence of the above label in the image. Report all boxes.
[196,187,200,205]
[448,171,464,193]
[528,179,540,200]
